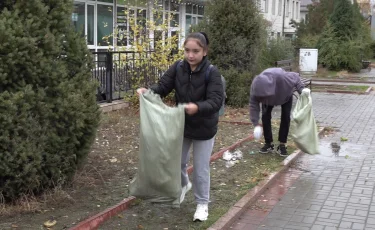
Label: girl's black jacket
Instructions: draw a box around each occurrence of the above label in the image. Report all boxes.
[150,57,224,140]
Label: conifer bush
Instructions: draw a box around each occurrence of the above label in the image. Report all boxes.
[0,0,100,200]
[195,0,264,107]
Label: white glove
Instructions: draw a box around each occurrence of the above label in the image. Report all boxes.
[253,126,263,140]
[302,88,311,95]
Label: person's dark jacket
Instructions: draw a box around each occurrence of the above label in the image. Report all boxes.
[150,57,223,140]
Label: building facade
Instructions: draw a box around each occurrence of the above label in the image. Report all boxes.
[257,0,301,39]
[72,0,304,52]
[72,0,205,52]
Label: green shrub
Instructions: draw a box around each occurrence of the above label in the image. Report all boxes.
[222,68,253,107]
[0,0,100,201]
[318,22,364,72]
[195,0,264,73]
[194,0,266,107]
[316,0,371,72]
[259,38,295,70]
[297,35,320,49]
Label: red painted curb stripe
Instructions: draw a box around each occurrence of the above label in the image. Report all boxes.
[68,196,136,230]
[70,134,254,230]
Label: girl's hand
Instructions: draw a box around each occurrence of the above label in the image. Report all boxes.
[136,88,147,96]
[185,103,198,115]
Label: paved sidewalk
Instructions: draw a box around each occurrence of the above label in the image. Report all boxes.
[230,92,375,230]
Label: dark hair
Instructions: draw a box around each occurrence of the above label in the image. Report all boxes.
[184,32,209,51]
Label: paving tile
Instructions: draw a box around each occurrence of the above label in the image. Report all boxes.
[229,93,375,230]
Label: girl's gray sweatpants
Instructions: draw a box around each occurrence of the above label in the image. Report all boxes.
[181,137,215,204]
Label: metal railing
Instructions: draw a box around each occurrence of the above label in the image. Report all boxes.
[91,51,166,103]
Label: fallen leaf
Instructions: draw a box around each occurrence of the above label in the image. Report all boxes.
[340,137,348,141]
[43,220,57,228]
[109,158,118,163]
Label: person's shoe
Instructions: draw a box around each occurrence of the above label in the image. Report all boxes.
[193,204,209,221]
[180,181,192,203]
[277,144,288,157]
[259,143,274,154]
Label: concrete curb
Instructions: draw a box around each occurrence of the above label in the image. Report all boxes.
[312,86,373,95]
[70,134,254,230]
[99,101,129,113]
[312,78,375,84]
[312,83,373,95]
[365,86,373,94]
[207,127,326,230]
[323,88,372,95]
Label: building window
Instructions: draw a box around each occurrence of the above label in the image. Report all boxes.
[72,0,206,50]
[116,6,128,46]
[296,2,299,19]
[72,2,85,37]
[256,0,261,10]
[72,2,96,46]
[278,0,282,16]
[97,5,113,46]
[118,0,147,7]
[88,5,95,45]
[286,0,289,17]
[185,3,204,36]
[272,0,276,15]
[292,1,295,19]
[198,5,204,15]
[153,0,180,29]
[264,0,268,13]
[116,1,148,47]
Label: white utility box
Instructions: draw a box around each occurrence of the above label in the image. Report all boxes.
[299,48,318,75]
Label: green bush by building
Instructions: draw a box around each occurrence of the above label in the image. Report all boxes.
[0,0,100,201]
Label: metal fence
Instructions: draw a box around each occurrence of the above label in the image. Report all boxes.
[91,51,166,103]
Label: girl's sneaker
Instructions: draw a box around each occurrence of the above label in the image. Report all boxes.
[193,204,208,221]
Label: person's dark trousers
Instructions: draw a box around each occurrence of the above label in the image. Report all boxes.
[261,96,293,144]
